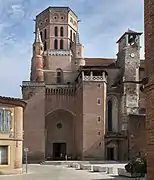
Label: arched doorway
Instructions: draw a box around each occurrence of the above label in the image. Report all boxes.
[45,109,75,160]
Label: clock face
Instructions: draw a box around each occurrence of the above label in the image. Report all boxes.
[130,53,135,58]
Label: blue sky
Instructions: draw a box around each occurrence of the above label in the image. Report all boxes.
[0,0,144,98]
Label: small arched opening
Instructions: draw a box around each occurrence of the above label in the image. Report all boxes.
[107,96,118,132]
[44,29,47,39]
[56,68,63,84]
[60,39,64,49]
[54,39,58,49]
[55,26,58,37]
[60,27,64,37]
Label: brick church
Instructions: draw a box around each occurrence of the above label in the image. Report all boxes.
[22,6,146,162]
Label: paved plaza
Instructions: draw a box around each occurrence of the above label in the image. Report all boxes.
[0,164,131,180]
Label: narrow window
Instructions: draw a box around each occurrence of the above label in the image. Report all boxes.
[97,98,101,105]
[98,83,101,88]
[73,33,76,42]
[0,146,8,165]
[57,72,61,84]
[70,41,72,49]
[108,100,113,131]
[55,26,58,37]
[33,45,35,53]
[60,27,64,37]
[54,39,58,49]
[56,69,63,84]
[40,31,43,40]
[97,116,101,122]
[70,30,72,41]
[44,29,47,39]
[44,41,47,51]
[0,109,12,133]
[60,39,63,49]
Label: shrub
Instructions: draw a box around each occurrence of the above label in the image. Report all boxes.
[125,157,147,177]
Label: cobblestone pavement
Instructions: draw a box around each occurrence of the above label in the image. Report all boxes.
[0,165,130,180]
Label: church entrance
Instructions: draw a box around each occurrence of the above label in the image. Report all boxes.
[107,148,114,160]
[45,109,74,160]
[53,143,66,160]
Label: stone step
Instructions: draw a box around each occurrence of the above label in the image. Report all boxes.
[90,165,107,173]
[41,161,70,166]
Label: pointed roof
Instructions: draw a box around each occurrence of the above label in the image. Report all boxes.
[116,29,142,43]
[35,28,42,43]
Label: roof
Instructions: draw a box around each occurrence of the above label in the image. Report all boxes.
[85,57,145,70]
[117,29,143,43]
[85,58,116,66]
[36,6,78,19]
[0,96,26,108]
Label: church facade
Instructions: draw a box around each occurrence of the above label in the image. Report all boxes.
[22,6,146,162]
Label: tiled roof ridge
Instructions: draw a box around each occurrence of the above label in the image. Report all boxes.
[85,57,116,59]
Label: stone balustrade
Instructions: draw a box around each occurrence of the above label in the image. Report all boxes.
[82,72,107,82]
[44,50,72,56]
[22,81,45,87]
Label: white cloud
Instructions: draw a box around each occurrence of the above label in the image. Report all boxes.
[0,0,144,97]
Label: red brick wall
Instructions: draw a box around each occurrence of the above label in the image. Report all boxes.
[23,87,45,162]
[74,83,83,159]
[82,81,106,159]
[144,0,154,179]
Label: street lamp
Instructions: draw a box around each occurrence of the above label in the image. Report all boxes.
[111,77,148,92]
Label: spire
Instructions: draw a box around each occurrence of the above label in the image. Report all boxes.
[35,28,42,43]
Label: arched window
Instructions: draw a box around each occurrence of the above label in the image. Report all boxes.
[44,41,47,51]
[70,30,72,41]
[60,27,64,37]
[73,33,76,42]
[70,41,72,49]
[60,39,63,49]
[44,29,47,39]
[40,31,43,40]
[55,26,58,37]
[108,100,113,131]
[54,39,58,49]
[33,45,35,53]
[56,68,63,84]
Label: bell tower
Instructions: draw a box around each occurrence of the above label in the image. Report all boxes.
[34,7,85,84]
[117,29,142,115]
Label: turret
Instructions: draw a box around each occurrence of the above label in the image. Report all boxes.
[71,32,85,70]
[30,28,44,82]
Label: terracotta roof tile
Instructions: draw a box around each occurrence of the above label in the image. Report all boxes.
[85,58,116,66]
[0,96,26,108]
